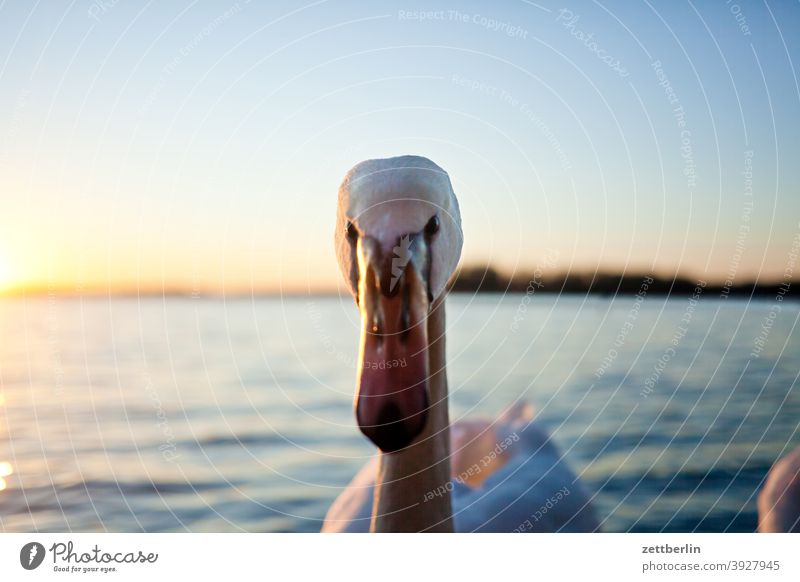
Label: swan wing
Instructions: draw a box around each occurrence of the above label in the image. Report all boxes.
[321,457,376,533]
[758,446,800,532]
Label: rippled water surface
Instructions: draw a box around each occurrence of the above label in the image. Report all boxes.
[0,295,798,532]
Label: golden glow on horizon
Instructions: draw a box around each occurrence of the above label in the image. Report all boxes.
[0,478,6,492]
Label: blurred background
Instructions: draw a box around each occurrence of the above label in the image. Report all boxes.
[0,0,798,532]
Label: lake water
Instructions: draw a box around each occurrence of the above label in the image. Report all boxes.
[0,294,798,532]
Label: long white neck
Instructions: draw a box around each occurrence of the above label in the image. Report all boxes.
[370,297,453,532]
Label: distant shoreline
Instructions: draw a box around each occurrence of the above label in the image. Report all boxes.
[448,267,798,300]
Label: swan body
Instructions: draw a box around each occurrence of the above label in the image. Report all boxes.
[325,155,597,532]
[323,403,598,532]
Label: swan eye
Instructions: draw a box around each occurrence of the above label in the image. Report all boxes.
[346,221,359,242]
[425,215,440,237]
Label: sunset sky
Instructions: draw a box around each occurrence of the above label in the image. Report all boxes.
[0,1,798,294]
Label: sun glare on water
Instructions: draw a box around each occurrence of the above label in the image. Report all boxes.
[0,462,11,492]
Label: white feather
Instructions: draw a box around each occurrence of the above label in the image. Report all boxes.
[335,155,463,301]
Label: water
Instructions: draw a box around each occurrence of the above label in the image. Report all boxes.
[0,294,798,532]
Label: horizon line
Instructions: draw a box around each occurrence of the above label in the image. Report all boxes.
[1,270,794,299]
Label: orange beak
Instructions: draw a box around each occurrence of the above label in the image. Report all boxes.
[354,233,432,453]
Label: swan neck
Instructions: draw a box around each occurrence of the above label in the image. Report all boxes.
[371,296,453,532]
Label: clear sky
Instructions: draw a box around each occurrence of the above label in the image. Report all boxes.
[0,0,798,294]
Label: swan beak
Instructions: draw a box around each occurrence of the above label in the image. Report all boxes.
[355,233,431,453]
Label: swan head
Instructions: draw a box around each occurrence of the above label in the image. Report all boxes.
[335,155,463,453]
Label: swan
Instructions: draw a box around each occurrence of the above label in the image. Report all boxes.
[322,155,598,532]
[759,445,800,532]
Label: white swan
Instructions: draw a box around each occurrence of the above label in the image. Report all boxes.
[759,445,800,532]
[322,155,598,532]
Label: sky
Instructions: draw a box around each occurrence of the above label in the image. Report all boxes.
[0,0,798,294]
